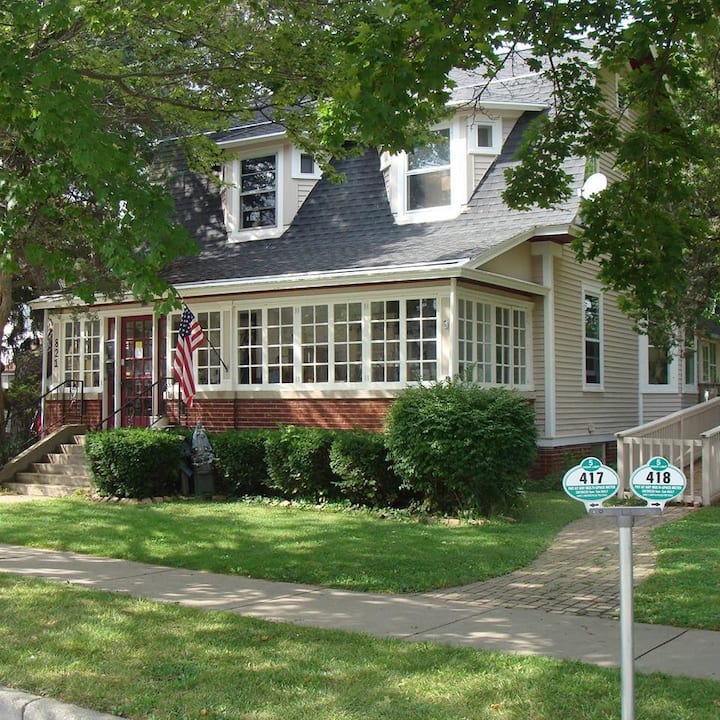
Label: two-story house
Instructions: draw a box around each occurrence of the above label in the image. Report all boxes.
[32,51,708,477]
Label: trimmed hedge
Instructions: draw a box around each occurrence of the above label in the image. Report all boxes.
[264,425,338,501]
[385,379,537,516]
[85,429,184,499]
[212,429,274,496]
[329,429,402,507]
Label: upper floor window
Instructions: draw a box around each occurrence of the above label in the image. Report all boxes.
[239,155,276,229]
[64,319,101,389]
[405,128,451,211]
[468,119,501,154]
[224,152,283,238]
[584,291,602,387]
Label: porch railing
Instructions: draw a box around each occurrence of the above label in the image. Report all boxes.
[95,376,181,431]
[616,396,720,505]
[2,379,85,463]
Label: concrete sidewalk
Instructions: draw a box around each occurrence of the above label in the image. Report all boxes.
[0,541,718,682]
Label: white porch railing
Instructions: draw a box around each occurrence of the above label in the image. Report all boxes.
[616,396,720,506]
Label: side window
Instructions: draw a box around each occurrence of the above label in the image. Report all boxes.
[584,291,602,387]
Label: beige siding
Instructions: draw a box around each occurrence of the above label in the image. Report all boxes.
[482,243,534,283]
[471,111,522,188]
[296,179,316,209]
[552,246,639,438]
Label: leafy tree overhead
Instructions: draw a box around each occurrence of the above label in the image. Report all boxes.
[2,0,720,357]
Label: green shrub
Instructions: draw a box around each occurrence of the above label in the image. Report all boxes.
[212,429,274,496]
[264,425,338,501]
[85,429,184,498]
[384,379,537,517]
[329,430,402,507]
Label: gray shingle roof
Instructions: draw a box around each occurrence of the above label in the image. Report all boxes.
[164,109,584,287]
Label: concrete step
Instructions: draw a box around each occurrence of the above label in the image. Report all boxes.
[47,452,87,465]
[3,482,88,497]
[30,462,90,477]
[58,443,86,456]
[15,472,91,488]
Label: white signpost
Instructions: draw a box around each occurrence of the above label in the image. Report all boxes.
[562,456,687,720]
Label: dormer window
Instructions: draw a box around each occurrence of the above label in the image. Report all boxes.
[406,128,451,211]
[224,150,285,240]
[469,119,501,154]
[240,155,276,228]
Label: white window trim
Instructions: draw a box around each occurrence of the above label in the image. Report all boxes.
[682,344,698,393]
[468,117,502,155]
[291,147,322,179]
[456,291,534,391]
[232,290,441,390]
[392,117,467,224]
[61,317,103,391]
[639,335,679,393]
[168,309,231,392]
[582,285,604,392]
[225,149,285,242]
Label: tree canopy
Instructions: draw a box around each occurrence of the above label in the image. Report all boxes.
[2,1,720,349]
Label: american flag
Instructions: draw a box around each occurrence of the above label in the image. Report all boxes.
[173,306,205,407]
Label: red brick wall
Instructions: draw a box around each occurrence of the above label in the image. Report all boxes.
[43,399,101,433]
[166,397,394,434]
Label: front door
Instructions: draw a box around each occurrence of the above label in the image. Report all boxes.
[121,316,154,427]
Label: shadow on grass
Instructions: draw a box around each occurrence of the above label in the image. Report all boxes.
[0,575,718,720]
[0,494,585,593]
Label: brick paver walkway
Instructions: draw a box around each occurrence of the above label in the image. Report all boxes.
[426,505,694,618]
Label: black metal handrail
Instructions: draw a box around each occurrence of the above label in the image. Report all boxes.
[2,379,85,461]
[95,376,181,431]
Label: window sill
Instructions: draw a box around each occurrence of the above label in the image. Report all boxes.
[229,226,284,243]
[395,205,463,225]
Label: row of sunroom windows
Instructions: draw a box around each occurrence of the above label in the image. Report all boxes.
[61,295,531,390]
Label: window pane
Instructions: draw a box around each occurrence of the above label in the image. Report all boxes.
[300,153,315,174]
[240,155,276,228]
[476,125,493,148]
[407,170,451,210]
[648,346,669,385]
[584,293,601,384]
[407,129,450,170]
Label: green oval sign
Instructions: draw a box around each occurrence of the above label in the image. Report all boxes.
[629,456,686,508]
[562,457,620,509]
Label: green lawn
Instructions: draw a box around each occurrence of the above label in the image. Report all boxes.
[1,574,719,720]
[0,492,584,592]
[634,506,720,630]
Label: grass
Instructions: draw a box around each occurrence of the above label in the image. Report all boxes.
[1,574,720,720]
[634,506,720,630]
[0,492,584,592]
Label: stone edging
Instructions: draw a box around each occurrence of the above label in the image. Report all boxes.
[0,686,123,720]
